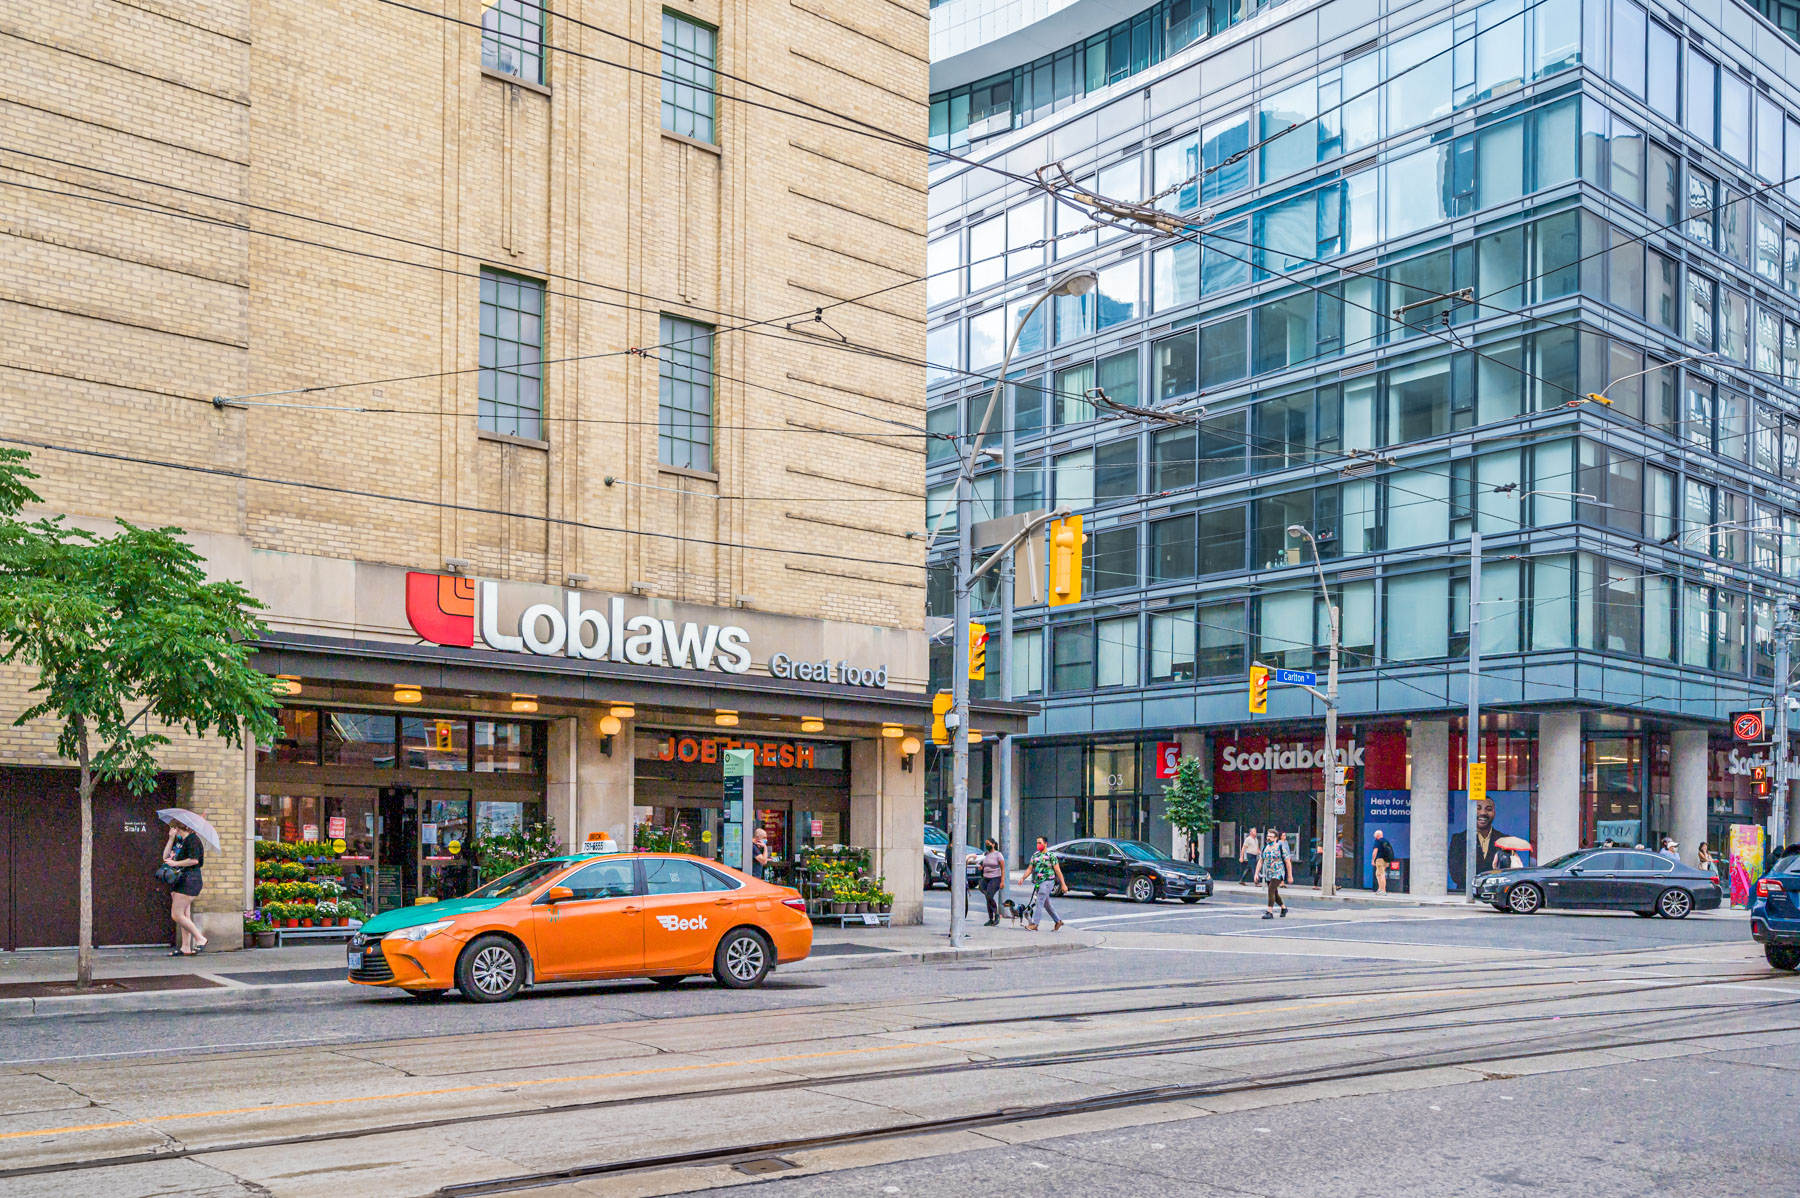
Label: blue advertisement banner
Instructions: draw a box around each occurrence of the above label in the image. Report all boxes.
[1360,789,1410,889]
[1448,789,1532,892]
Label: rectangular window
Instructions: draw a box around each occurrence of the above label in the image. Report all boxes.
[1682,582,1711,668]
[926,405,957,465]
[1006,198,1046,277]
[1054,448,1093,510]
[1153,329,1198,401]
[1153,242,1199,312]
[1201,220,1252,295]
[1610,0,1646,98]
[1095,260,1139,330]
[1055,362,1094,426]
[482,0,544,84]
[1011,628,1043,697]
[661,12,717,143]
[658,315,714,470]
[1386,358,1451,445]
[1532,556,1573,649]
[1719,70,1750,164]
[1149,608,1196,682]
[1096,616,1139,687]
[1196,410,1247,481]
[1258,589,1316,670]
[1196,505,1246,575]
[1051,624,1095,692]
[1149,515,1195,582]
[1387,572,1450,660]
[1646,21,1678,121]
[1152,426,1196,493]
[1687,50,1716,147]
[1196,599,1246,677]
[1199,314,1248,388]
[1087,525,1137,591]
[1092,438,1138,502]
[968,216,1004,293]
[1253,293,1315,376]
[1097,348,1137,408]
[479,271,544,441]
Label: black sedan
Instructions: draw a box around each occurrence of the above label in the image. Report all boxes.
[1051,838,1213,903]
[1474,848,1723,918]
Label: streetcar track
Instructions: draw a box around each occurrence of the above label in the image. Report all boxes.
[431,1003,1800,1196]
[2,973,1786,1183]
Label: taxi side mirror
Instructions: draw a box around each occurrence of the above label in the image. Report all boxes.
[544,886,575,903]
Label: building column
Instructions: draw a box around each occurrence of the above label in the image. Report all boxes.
[1409,720,1449,896]
[852,734,924,925]
[547,712,634,852]
[1538,712,1582,861]
[1670,728,1709,866]
[1172,732,1207,864]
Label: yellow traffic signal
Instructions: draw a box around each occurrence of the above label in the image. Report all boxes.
[969,622,987,681]
[931,692,953,745]
[1248,663,1269,714]
[1048,515,1086,606]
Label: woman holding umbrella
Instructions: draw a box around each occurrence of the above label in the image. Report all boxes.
[159,809,216,955]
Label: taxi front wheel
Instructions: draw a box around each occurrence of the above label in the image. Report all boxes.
[713,929,772,989]
[456,935,525,1003]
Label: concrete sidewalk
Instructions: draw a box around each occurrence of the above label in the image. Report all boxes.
[0,919,1096,1020]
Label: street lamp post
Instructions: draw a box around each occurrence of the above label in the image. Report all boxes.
[950,268,1097,949]
[1287,525,1339,898]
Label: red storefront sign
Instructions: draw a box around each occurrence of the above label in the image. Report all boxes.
[1154,741,1182,778]
[1211,728,1407,791]
[655,736,816,769]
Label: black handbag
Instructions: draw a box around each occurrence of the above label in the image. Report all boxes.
[155,863,185,885]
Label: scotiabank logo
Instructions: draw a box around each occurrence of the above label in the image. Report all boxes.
[406,572,475,648]
[656,914,707,931]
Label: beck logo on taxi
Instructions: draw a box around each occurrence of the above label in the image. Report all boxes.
[406,572,476,648]
[656,914,707,931]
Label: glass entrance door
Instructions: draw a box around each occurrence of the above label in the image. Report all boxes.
[419,789,473,898]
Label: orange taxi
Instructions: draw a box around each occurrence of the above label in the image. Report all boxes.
[346,852,813,1001]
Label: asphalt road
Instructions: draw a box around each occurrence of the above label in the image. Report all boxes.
[3,900,1791,1198]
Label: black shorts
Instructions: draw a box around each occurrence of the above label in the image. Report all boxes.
[170,870,202,897]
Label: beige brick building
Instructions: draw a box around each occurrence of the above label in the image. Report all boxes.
[0,0,1012,949]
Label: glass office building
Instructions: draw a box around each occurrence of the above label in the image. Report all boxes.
[925,0,1800,891]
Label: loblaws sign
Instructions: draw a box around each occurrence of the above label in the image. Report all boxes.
[404,572,885,687]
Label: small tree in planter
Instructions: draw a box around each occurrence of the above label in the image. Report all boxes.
[1161,755,1215,864]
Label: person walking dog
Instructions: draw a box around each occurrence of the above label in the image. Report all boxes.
[1256,830,1291,920]
[161,818,207,955]
[1022,837,1066,932]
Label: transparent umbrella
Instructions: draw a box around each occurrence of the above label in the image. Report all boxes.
[157,808,222,852]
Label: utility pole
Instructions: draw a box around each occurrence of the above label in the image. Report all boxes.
[949,269,1096,948]
[1465,530,1482,902]
[1288,525,1339,898]
[1774,606,1794,850]
[999,548,1016,901]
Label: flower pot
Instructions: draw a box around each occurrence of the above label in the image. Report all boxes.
[284,918,298,928]
[301,918,313,928]
[255,930,277,948]
[338,917,349,927]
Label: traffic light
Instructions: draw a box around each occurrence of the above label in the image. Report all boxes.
[969,622,987,681]
[1248,662,1270,714]
[1048,515,1086,607]
[931,692,953,745]
[1754,765,1771,797]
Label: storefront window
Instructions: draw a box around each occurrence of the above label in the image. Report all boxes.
[323,712,396,767]
[1582,736,1643,847]
[268,707,319,764]
[402,717,470,771]
[475,720,541,773]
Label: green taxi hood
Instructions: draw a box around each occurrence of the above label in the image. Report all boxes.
[358,895,511,936]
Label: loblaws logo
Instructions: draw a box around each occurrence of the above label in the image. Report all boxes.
[656,914,707,931]
[406,572,475,647]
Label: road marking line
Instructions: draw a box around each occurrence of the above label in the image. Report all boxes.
[0,1034,1001,1142]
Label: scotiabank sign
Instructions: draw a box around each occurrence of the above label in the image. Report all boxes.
[1219,740,1365,773]
[404,572,886,687]
[1214,728,1408,792]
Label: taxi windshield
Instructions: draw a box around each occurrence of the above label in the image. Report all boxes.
[467,860,567,900]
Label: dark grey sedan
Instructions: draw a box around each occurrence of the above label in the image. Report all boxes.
[1473,848,1723,918]
[1051,838,1213,904]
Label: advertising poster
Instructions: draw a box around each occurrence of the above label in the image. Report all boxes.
[1360,790,1410,889]
[1447,790,1532,892]
[1730,824,1765,907]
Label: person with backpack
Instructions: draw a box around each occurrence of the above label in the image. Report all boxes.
[1256,829,1291,919]
[1371,829,1396,894]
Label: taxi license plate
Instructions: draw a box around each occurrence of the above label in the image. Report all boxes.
[347,951,363,970]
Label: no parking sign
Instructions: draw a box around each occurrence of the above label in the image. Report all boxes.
[1732,710,1766,743]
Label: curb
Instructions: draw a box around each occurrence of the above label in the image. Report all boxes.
[0,939,1093,1020]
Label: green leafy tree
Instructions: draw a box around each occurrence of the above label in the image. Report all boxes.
[0,450,278,985]
[1161,755,1214,862]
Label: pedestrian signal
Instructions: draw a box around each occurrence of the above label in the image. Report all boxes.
[1048,516,1086,607]
[1248,663,1270,714]
[1754,765,1772,796]
[931,692,953,745]
[969,622,988,681]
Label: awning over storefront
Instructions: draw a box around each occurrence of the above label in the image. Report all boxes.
[253,633,1036,734]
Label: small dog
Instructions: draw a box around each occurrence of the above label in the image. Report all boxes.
[1001,898,1032,928]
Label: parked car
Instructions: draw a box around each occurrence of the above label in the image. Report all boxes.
[1473,847,1722,918]
[923,825,981,889]
[1750,846,1800,970]
[347,852,811,1001]
[1050,838,1213,903]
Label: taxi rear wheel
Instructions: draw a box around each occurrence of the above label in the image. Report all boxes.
[456,935,525,1003]
[713,929,771,989]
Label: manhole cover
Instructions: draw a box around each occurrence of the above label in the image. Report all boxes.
[732,1157,799,1176]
